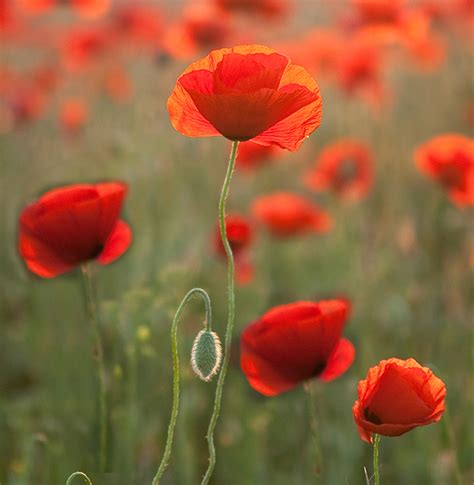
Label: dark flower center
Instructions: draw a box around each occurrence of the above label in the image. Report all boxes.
[364,407,382,425]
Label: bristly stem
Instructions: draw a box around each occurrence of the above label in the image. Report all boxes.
[152,288,212,485]
[81,263,107,473]
[373,433,381,485]
[66,471,92,485]
[202,140,239,485]
[304,382,323,480]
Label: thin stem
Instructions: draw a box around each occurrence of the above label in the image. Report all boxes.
[81,263,107,473]
[202,140,239,485]
[373,434,380,485]
[304,382,323,480]
[65,471,92,485]
[152,288,212,485]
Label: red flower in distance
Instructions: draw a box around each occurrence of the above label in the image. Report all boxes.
[19,182,132,278]
[236,140,285,171]
[353,358,446,443]
[213,213,254,285]
[304,139,373,201]
[167,44,322,151]
[213,213,253,258]
[59,97,88,135]
[71,0,111,20]
[215,0,288,20]
[414,133,474,207]
[252,192,332,237]
[240,300,355,396]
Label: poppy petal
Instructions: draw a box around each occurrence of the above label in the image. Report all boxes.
[320,338,355,382]
[97,220,132,265]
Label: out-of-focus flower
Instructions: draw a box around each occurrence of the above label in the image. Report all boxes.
[240,299,355,396]
[163,4,233,59]
[19,182,132,278]
[103,66,132,102]
[252,192,332,237]
[215,0,289,20]
[71,0,111,20]
[16,0,55,15]
[168,45,322,151]
[59,97,88,135]
[353,357,446,443]
[304,139,373,201]
[213,213,254,285]
[235,140,285,171]
[414,134,474,207]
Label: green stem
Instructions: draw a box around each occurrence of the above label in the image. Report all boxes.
[81,263,107,473]
[66,471,92,485]
[202,140,239,485]
[373,434,380,485]
[152,288,213,485]
[305,382,323,480]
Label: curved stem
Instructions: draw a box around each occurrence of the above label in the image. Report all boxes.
[81,263,107,473]
[373,434,381,485]
[66,471,92,485]
[202,140,239,485]
[152,288,212,485]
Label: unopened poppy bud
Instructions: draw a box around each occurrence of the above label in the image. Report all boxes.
[191,329,222,382]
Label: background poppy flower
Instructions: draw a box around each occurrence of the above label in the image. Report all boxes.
[353,357,446,443]
[19,182,132,278]
[167,44,322,151]
[235,140,285,171]
[59,97,88,135]
[414,133,474,206]
[71,0,111,20]
[215,0,288,20]
[240,300,355,396]
[304,139,374,201]
[252,192,332,237]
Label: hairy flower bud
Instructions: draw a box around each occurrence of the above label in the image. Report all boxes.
[191,329,222,382]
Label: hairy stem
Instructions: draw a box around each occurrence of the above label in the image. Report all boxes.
[81,263,107,473]
[202,140,239,485]
[66,471,92,485]
[373,434,380,485]
[152,288,212,484]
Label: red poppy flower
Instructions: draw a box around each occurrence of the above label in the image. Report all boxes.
[353,358,446,443]
[19,182,132,278]
[414,134,474,207]
[213,213,254,285]
[352,0,406,24]
[17,0,55,15]
[59,97,88,135]
[163,5,232,60]
[215,0,288,20]
[167,45,322,151]
[252,192,332,237]
[235,140,285,170]
[103,66,132,102]
[213,213,253,257]
[71,0,111,19]
[112,4,162,48]
[304,139,373,201]
[240,300,355,396]
[62,27,111,71]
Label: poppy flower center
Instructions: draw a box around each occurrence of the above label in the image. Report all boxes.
[312,361,327,377]
[334,159,358,187]
[438,164,463,189]
[363,407,382,425]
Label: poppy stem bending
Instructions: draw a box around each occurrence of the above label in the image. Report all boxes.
[373,433,381,485]
[65,471,93,485]
[80,263,107,473]
[152,287,213,485]
[202,140,239,485]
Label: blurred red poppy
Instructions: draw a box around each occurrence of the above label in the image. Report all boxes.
[352,0,406,24]
[235,140,284,170]
[167,44,322,151]
[353,357,446,443]
[71,0,111,19]
[17,0,55,15]
[213,213,253,257]
[252,192,332,237]
[62,27,111,71]
[215,0,288,19]
[112,3,162,48]
[240,300,355,396]
[103,66,132,102]
[163,5,232,59]
[213,213,254,285]
[414,134,474,207]
[19,182,132,278]
[304,139,373,201]
[59,97,88,135]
